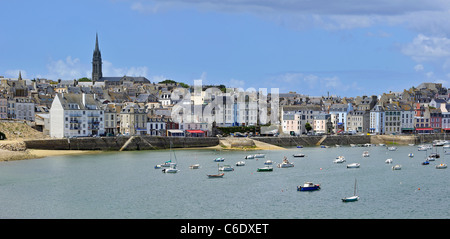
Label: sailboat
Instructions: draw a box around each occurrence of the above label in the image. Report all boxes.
[342,179,359,202]
[207,163,224,178]
[162,142,179,173]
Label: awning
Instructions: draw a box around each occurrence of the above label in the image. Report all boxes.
[186,130,205,134]
[167,129,184,133]
[443,128,450,131]
[415,128,433,131]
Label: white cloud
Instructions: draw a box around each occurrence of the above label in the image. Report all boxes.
[414,64,424,72]
[130,0,450,33]
[45,56,89,80]
[402,34,450,62]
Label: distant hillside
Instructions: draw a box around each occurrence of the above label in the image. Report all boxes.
[0,122,48,141]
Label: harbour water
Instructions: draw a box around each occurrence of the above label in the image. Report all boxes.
[0,145,448,219]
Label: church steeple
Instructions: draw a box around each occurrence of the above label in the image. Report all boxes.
[92,33,102,83]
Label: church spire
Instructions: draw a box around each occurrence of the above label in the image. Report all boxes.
[18,71,22,81]
[95,32,99,52]
[92,33,102,83]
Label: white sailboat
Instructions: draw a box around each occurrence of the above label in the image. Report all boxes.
[342,179,359,202]
[162,142,179,173]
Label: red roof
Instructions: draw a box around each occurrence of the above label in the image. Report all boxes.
[186,130,205,133]
[415,128,433,130]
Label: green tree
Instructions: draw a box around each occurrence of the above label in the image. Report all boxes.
[78,77,92,82]
[305,122,312,133]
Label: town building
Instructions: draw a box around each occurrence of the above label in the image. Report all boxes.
[119,103,147,136]
[282,112,301,136]
[369,104,385,134]
[384,104,401,135]
[49,93,105,138]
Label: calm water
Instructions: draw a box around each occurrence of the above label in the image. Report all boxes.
[0,145,448,219]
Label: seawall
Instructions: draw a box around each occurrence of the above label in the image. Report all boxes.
[23,134,449,151]
[254,135,371,147]
[24,136,220,151]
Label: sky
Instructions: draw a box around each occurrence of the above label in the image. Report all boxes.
[2,0,450,97]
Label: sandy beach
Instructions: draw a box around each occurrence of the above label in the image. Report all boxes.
[0,148,102,162]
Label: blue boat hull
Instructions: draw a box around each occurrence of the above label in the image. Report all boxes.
[297,185,320,191]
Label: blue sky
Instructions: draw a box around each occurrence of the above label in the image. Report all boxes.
[2,0,450,97]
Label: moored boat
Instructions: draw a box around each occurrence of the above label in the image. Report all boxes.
[362,151,369,157]
[264,160,273,165]
[219,165,234,171]
[207,173,224,178]
[408,153,414,157]
[235,161,246,166]
[254,154,265,158]
[385,158,393,164]
[257,166,273,172]
[277,156,294,168]
[208,164,224,178]
[162,163,179,173]
[427,156,436,161]
[342,195,359,202]
[245,155,255,159]
[422,160,430,165]
[392,164,402,170]
[342,179,359,202]
[388,146,397,151]
[297,182,320,191]
[293,153,305,157]
[435,163,447,169]
[214,157,225,162]
[347,163,360,168]
[189,164,200,169]
[333,156,346,163]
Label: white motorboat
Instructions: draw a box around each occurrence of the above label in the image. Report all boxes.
[189,164,200,169]
[362,151,369,157]
[427,156,436,161]
[264,160,273,165]
[254,154,265,158]
[333,156,346,163]
[392,164,402,170]
[385,158,393,164]
[347,163,360,168]
[235,161,246,166]
[219,165,234,171]
[245,155,255,159]
[432,140,446,147]
[214,157,225,162]
[418,144,432,151]
[277,161,294,168]
[388,146,397,151]
[277,156,294,168]
[436,163,447,169]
